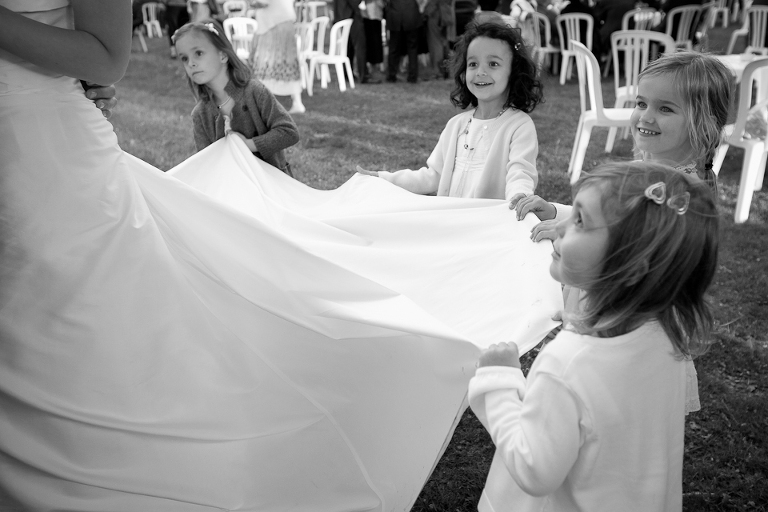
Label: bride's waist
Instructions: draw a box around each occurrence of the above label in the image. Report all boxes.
[0,63,80,96]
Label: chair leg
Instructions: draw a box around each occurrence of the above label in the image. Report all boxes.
[570,122,593,184]
[755,150,768,190]
[307,59,316,96]
[345,60,355,89]
[560,55,569,85]
[711,142,730,176]
[605,126,618,153]
[734,144,764,223]
[335,63,347,92]
[320,63,329,89]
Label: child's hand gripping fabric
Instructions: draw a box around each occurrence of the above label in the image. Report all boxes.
[478,342,522,369]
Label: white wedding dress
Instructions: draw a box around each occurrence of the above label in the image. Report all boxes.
[0,1,561,510]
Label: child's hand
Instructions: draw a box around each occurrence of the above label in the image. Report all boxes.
[530,219,558,242]
[231,131,257,153]
[355,165,380,177]
[510,194,557,221]
[478,342,521,368]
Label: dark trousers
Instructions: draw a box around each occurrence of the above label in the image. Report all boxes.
[346,17,368,80]
[165,5,190,45]
[388,28,419,82]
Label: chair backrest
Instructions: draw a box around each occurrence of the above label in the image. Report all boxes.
[295,22,314,57]
[621,8,660,31]
[665,5,703,46]
[611,30,676,100]
[572,40,605,119]
[529,11,555,50]
[222,17,257,59]
[142,2,160,22]
[556,13,594,52]
[328,18,353,57]
[746,6,768,53]
[728,57,768,143]
[222,0,247,17]
[311,15,330,54]
[223,16,258,39]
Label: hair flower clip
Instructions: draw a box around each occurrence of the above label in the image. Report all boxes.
[514,42,522,51]
[644,182,690,215]
[205,23,220,37]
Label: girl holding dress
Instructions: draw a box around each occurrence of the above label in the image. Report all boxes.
[471,161,719,512]
[174,21,299,175]
[356,20,543,201]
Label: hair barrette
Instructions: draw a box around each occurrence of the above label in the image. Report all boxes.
[644,182,690,215]
[205,23,220,37]
[514,42,522,51]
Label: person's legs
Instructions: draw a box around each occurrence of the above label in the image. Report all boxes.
[405,28,419,82]
[350,17,369,81]
[387,29,403,81]
[426,15,445,78]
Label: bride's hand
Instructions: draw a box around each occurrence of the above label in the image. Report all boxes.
[355,165,379,177]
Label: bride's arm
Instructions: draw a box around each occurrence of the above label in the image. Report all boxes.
[0,0,132,85]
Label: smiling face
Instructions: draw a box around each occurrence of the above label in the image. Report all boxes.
[465,36,513,111]
[631,73,695,166]
[550,184,611,290]
[175,31,228,87]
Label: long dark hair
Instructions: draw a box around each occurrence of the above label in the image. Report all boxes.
[450,19,544,113]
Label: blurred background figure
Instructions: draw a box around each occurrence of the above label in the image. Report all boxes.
[423,0,454,79]
[250,0,306,113]
[386,0,423,83]
[163,0,191,58]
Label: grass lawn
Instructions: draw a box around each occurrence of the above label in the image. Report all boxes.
[75,22,768,512]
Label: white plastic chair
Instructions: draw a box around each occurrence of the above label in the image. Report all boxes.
[300,16,330,83]
[307,18,355,96]
[665,4,703,50]
[556,13,594,85]
[744,6,768,55]
[567,41,634,183]
[607,30,676,146]
[711,57,768,223]
[223,17,257,62]
[710,0,730,28]
[621,7,661,31]
[524,11,560,73]
[222,0,247,18]
[142,2,163,38]
[296,22,313,89]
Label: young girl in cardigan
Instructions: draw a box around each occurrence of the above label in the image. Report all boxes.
[356,19,544,201]
[471,162,719,512]
[173,22,299,175]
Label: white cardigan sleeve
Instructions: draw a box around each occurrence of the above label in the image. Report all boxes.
[503,116,539,199]
[468,365,582,497]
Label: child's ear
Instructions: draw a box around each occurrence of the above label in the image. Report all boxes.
[219,51,228,64]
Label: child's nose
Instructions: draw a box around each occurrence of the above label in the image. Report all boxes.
[554,219,566,237]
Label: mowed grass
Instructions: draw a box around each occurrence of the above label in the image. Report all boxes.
[107,24,768,512]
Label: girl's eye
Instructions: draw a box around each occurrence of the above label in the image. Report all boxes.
[660,106,673,113]
[636,101,647,108]
[196,50,204,57]
[467,62,476,68]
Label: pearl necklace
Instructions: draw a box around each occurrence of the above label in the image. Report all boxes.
[217,96,233,110]
[463,106,509,150]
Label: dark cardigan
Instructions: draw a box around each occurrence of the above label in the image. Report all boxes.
[191,79,299,173]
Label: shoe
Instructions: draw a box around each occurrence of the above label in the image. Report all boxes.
[361,76,382,84]
[289,104,306,114]
[386,76,397,83]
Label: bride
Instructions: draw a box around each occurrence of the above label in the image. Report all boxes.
[0,1,560,510]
